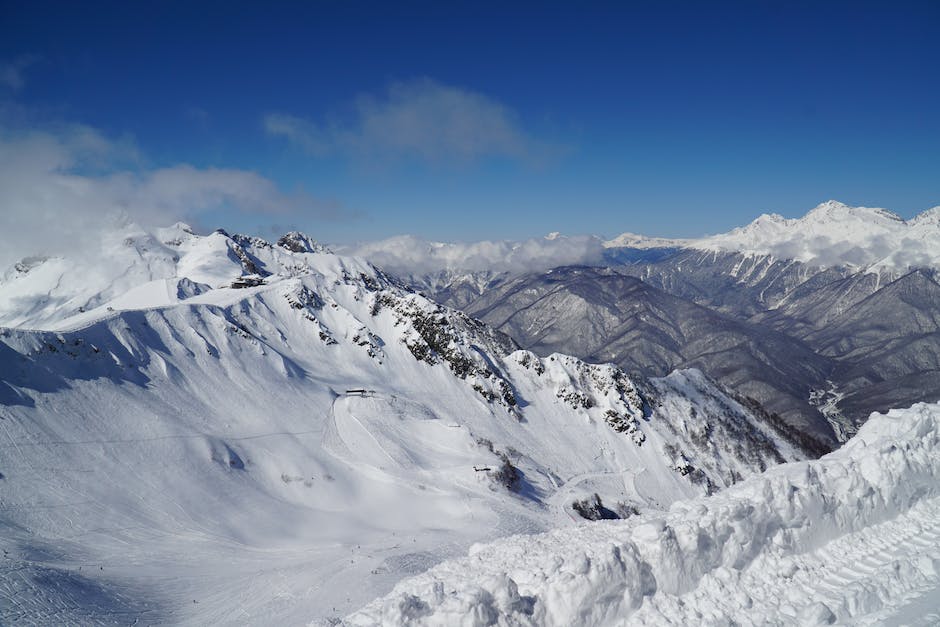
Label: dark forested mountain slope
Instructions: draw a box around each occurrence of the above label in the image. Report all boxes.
[436,260,940,448]
[465,266,837,446]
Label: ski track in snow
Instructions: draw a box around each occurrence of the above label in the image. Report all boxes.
[640,495,940,625]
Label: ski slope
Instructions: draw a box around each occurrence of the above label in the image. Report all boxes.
[0,225,801,624]
[349,402,940,626]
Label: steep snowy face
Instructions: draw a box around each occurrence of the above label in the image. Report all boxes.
[0,226,802,624]
[348,400,940,626]
[660,200,940,271]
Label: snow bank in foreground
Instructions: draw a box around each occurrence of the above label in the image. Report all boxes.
[346,402,940,626]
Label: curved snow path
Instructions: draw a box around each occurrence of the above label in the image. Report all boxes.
[545,468,639,522]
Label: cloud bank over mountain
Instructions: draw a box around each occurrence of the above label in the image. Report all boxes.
[340,233,607,277]
[347,201,940,276]
[0,122,344,269]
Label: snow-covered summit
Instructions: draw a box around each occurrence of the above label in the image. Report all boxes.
[697,200,906,256]
[604,200,940,271]
[910,205,940,227]
[276,230,329,254]
[805,199,904,223]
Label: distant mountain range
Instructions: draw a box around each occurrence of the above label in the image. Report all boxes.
[344,200,940,276]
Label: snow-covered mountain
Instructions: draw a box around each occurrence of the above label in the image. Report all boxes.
[603,200,940,272]
[0,225,802,623]
[350,400,940,626]
[684,200,940,270]
[0,220,324,329]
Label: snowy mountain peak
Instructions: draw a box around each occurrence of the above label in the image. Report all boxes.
[755,212,787,223]
[155,221,198,246]
[804,199,904,224]
[591,201,936,272]
[810,198,850,212]
[169,221,195,234]
[686,200,940,270]
[276,231,328,254]
[712,201,906,248]
[911,205,940,226]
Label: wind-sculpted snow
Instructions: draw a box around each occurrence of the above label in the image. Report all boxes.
[347,401,940,626]
[0,226,802,623]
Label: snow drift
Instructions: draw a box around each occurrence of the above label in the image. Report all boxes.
[348,401,940,626]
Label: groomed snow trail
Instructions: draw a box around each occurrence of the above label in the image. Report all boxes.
[347,402,940,626]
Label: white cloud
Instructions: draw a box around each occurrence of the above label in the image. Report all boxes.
[0,124,346,269]
[264,112,328,155]
[341,233,606,277]
[0,55,39,91]
[264,78,553,164]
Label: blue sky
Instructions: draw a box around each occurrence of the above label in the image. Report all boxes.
[1,1,938,244]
